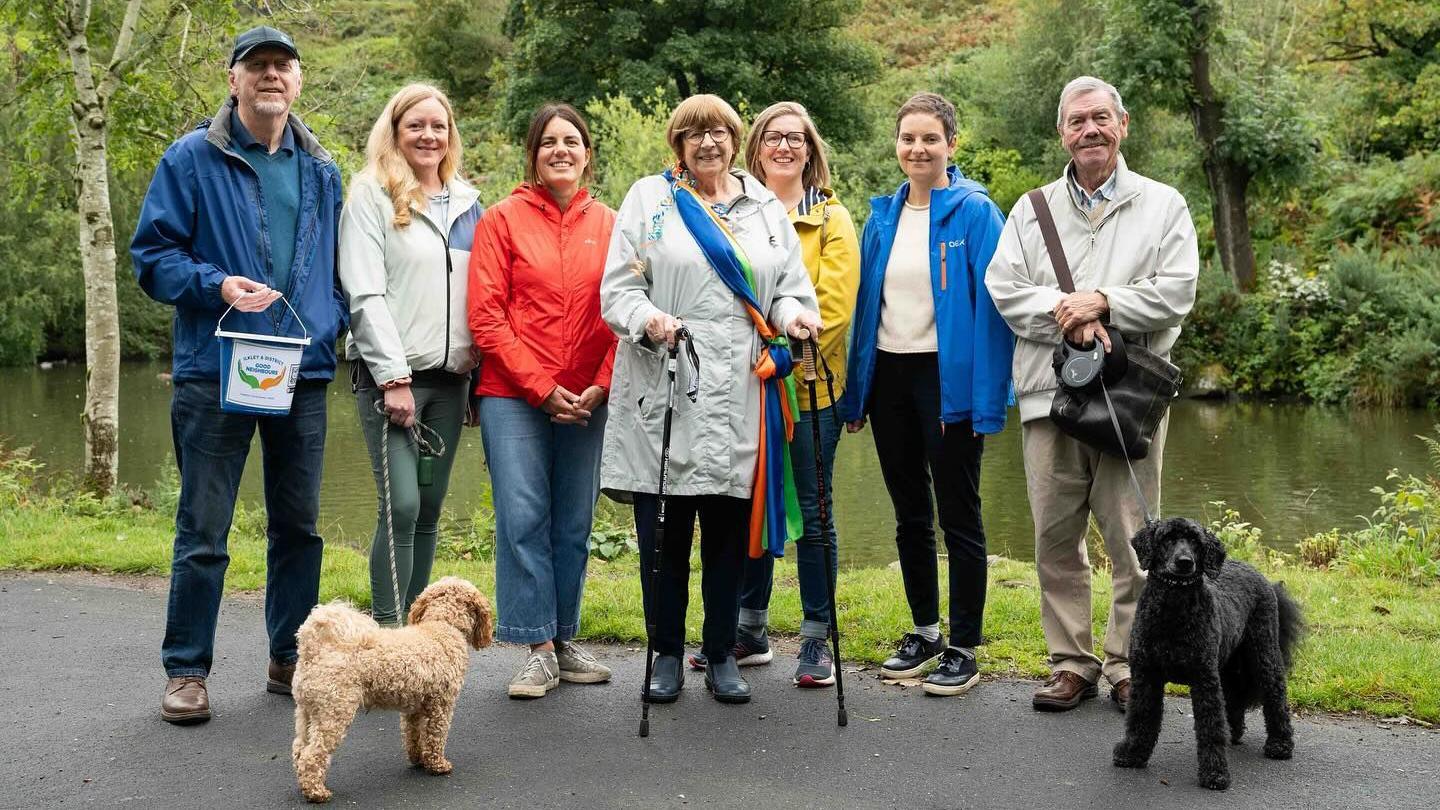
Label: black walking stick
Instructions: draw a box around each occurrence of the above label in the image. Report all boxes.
[800,335,848,727]
[640,326,697,738]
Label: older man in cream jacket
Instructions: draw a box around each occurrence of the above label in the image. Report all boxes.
[985,76,1199,715]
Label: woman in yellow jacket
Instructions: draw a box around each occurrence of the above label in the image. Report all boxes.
[689,101,861,687]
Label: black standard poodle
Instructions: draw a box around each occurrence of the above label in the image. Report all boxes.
[1112,517,1304,790]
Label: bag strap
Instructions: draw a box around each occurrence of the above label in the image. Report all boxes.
[1026,188,1075,294]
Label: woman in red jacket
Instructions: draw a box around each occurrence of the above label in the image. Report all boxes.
[468,103,618,699]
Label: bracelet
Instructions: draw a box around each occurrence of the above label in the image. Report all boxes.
[379,376,412,391]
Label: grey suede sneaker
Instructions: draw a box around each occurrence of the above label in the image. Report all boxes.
[507,650,560,699]
[555,640,611,684]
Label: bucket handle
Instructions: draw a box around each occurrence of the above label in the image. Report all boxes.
[216,293,310,342]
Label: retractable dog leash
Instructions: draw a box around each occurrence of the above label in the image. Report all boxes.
[640,326,699,738]
[1099,381,1157,525]
[375,399,449,626]
[801,335,848,727]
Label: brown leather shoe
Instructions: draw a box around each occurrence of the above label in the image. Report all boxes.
[1032,670,1098,712]
[1111,678,1131,713]
[267,659,295,695]
[161,676,211,724]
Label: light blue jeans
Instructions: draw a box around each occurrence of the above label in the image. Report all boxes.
[480,395,607,644]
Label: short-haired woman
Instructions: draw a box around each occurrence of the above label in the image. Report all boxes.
[839,92,1014,696]
[685,102,860,688]
[601,94,822,705]
[469,103,618,699]
[340,83,483,626]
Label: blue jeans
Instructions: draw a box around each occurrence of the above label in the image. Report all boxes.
[480,396,607,644]
[163,380,327,677]
[739,404,843,641]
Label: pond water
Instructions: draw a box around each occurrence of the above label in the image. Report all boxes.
[3,361,1434,568]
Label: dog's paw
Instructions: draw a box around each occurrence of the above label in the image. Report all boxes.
[1112,741,1148,769]
[423,757,453,775]
[1264,736,1294,760]
[1198,766,1231,791]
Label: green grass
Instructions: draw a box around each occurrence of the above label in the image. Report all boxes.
[3,489,1438,723]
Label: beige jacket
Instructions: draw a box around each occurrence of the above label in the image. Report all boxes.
[985,155,1199,422]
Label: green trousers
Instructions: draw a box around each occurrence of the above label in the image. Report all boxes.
[356,374,468,625]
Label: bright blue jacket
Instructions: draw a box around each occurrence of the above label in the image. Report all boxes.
[838,166,1014,433]
[131,99,346,384]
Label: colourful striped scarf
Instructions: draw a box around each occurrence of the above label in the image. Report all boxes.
[665,166,802,558]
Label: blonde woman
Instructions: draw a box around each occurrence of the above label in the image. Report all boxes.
[685,102,860,688]
[339,84,483,625]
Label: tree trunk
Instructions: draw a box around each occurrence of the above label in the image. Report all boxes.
[1188,33,1258,291]
[60,1,121,496]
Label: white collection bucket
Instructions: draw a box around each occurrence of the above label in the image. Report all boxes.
[215,296,312,416]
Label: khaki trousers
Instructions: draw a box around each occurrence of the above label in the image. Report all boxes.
[1020,414,1167,685]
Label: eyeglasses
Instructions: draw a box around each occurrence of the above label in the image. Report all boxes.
[683,127,732,145]
[761,130,807,149]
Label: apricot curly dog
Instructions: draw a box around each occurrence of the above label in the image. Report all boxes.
[290,577,493,803]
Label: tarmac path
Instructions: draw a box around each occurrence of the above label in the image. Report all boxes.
[3,572,1436,809]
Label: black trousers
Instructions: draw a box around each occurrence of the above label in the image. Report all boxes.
[869,351,988,647]
[633,493,749,660]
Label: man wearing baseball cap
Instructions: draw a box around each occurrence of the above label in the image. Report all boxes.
[131,25,346,724]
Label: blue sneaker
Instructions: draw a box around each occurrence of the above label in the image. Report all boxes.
[793,637,835,688]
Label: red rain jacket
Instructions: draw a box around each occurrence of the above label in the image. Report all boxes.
[468,183,617,406]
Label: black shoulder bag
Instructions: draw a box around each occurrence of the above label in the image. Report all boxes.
[1026,189,1182,461]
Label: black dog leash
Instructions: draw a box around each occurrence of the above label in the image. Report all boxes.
[1100,380,1156,524]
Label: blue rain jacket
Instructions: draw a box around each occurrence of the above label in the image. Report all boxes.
[838,166,1014,433]
[131,98,346,384]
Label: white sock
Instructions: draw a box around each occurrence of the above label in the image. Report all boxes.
[914,624,941,643]
[949,645,975,659]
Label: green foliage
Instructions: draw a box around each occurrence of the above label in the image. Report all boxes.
[1294,426,1440,583]
[0,444,44,510]
[500,0,881,145]
[1317,152,1440,249]
[409,0,510,108]
[1339,471,1439,583]
[1314,0,1440,158]
[1206,500,1290,570]
[1175,247,1440,407]
[584,92,675,204]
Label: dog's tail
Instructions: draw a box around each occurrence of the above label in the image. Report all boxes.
[296,601,378,659]
[1274,582,1305,672]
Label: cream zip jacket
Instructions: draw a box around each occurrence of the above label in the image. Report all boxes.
[339,172,483,383]
[985,155,1199,422]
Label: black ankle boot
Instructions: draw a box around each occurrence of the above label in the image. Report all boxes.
[704,655,752,704]
[645,654,683,703]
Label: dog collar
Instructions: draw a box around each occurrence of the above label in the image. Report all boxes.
[1149,571,1202,587]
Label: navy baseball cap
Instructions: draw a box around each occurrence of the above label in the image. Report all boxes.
[229,25,299,67]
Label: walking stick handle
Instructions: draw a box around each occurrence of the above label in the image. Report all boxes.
[800,337,818,382]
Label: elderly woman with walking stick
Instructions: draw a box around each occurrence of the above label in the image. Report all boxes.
[601,94,821,711]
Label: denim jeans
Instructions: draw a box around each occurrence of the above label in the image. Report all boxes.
[869,351,987,648]
[633,493,749,661]
[739,404,843,640]
[163,380,327,677]
[356,372,468,625]
[480,396,607,644]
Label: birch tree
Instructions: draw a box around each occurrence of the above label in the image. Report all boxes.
[5,1,235,495]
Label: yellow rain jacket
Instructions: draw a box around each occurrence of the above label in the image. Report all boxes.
[789,188,861,410]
